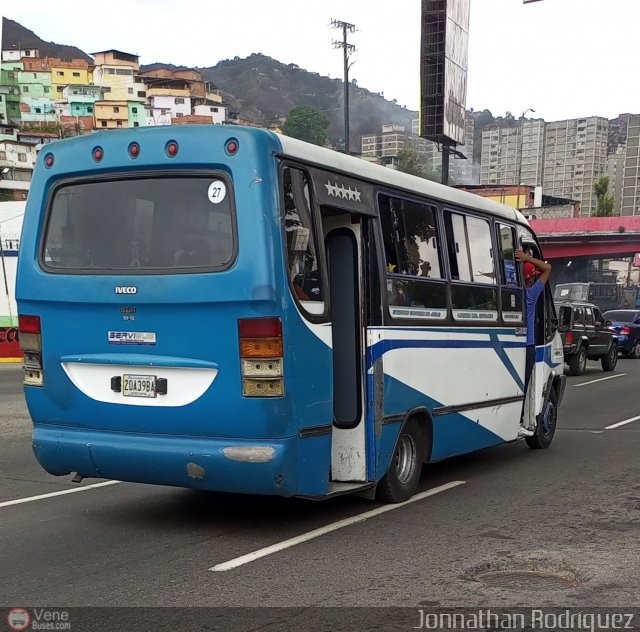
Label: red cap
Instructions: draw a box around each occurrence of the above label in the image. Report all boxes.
[524,262,539,279]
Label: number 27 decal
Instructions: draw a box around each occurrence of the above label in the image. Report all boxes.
[207,180,227,204]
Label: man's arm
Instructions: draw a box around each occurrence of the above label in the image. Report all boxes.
[515,249,552,285]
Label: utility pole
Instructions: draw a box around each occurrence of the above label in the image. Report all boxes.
[331,20,356,154]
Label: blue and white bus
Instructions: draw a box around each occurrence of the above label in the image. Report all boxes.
[16,125,565,502]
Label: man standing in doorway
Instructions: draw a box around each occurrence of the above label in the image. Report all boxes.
[515,249,552,434]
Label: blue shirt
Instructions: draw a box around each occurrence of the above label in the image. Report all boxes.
[526,279,544,346]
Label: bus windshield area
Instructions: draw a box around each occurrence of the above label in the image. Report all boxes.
[43,176,235,273]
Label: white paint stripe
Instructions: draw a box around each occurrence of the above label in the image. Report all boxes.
[210,480,466,572]
[573,373,626,388]
[604,415,640,430]
[0,480,121,509]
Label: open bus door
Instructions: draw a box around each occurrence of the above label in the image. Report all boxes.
[324,212,370,489]
[518,236,564,443]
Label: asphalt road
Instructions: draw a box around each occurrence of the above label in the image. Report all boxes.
[0,358,639,623]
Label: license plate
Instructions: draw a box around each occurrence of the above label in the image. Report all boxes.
[122,374,156,398]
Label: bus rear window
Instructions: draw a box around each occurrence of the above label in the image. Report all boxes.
[42,176,235,273]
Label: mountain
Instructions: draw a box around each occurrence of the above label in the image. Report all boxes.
[2,17,92,61]
[144,54,417,152]
[2,18,417,151]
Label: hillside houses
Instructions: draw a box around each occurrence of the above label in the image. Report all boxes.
[0,46,228,200]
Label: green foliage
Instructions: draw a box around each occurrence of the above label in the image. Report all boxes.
[396,149,441,182]
[396,149,424,177]
[281,106,329,146]
[593,175,615,216]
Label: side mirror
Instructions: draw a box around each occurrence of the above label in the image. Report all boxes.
[551,317,560,332]
[605,320,612,327]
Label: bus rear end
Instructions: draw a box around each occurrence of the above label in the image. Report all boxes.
[16,126,332,498]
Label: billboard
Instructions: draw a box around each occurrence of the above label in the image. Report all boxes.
[420,0,470,146]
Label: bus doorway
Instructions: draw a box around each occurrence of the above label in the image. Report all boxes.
[324,211,371,485]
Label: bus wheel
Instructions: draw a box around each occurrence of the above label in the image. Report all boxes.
[376,418,424,503]
[526,388,557,450]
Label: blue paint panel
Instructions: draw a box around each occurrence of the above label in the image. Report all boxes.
[536,343,562,368]
[370,337,525,365]
[380,375,506,471]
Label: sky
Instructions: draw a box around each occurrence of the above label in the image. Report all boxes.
[2,0,640,122]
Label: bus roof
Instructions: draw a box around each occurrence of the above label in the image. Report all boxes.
[276,133,530,225]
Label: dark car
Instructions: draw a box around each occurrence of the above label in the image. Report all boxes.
[603,309,640,358]
[556,300,619,375]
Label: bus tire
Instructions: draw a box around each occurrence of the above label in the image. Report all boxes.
[376,418,425,503]
[526,388,557,450]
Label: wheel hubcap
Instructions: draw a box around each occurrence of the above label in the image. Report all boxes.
[395,434,417,484]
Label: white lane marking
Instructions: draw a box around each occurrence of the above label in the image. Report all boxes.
[0,480,121,509]
[210,480,466,572]
[604,415,640,431]
[573,373,627,388]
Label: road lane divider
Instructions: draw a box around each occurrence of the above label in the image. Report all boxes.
[209,480,466,572]
[573,373,626,388]
[604,415,640,430]
[0,480,121,509]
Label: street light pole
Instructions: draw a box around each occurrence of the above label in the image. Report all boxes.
[515,108,535,209]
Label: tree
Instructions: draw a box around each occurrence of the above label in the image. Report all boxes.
[396,149,424,177]
[593,175,615,216]
[396,149,441,182]
[281,106,329,146]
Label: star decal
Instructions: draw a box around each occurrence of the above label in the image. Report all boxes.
[324,180,362,203]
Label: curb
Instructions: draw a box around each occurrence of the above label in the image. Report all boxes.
[0,358,23,363]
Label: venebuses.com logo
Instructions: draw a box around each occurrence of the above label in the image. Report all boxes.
[6,608,71,630]
[7,609,30,631]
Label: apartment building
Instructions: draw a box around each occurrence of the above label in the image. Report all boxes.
[0,60,23,125]
[480,119,544,187]
[542,116,608,216]
[17,63,54,126]
[92,50,147,128]
[480,116,608,216]
[55,84,102,118]
[48,57,92,98]
[621,115,640,216]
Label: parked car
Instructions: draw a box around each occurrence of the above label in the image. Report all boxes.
[603,309,640,358]
[556,299,619,375]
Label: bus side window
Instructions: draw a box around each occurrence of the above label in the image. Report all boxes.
[497,223,523,324]
[282,166,325,316]
[379,193,447,319]
[444,211,498,322]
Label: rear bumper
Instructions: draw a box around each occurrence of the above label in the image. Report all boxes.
[32,425,331,498]
[617,336,633,352]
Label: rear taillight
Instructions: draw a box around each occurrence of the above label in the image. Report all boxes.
[564,331,574,345]
[620,325,630,335]
[238,317,284,397]
[18,314,43,386]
